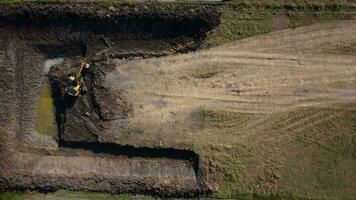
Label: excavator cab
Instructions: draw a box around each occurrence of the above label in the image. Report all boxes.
[65,60,90,97]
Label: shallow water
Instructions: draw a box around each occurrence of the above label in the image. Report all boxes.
[35,58,63,135]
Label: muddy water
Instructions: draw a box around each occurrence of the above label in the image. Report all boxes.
[35,58,63,135]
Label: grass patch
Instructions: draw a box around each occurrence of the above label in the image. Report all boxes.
[192,70,219,79]
[194,109,260,129]
[202,0,356,48]
[280,109,356,199]
[191,65,222,79]
[197,106,356,199]
[0,192,22,200]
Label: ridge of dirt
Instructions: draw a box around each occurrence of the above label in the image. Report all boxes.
[1,145,210,197]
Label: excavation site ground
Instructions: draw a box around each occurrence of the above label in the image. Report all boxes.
[0,1,356,200]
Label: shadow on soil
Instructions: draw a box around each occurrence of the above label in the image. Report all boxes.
[60,140,201,177]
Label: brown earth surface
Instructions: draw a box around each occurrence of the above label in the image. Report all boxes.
[100,19,356,147]
[0,3,219,197]
[0,3,356,199]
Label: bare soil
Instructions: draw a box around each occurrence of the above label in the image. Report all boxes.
[80,20,356,199]
[0,3,219,197]
[1,2,356,200]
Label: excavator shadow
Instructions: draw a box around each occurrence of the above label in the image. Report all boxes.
[62,94,77,109]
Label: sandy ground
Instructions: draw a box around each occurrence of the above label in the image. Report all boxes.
[112,20,356,114]
[90,20,356,199]
[99,20,356,147]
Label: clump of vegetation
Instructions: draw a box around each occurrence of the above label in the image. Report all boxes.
[194,109,260,129]
[191,65,222,79]
[0,192,22,200]
[192,70,219,79]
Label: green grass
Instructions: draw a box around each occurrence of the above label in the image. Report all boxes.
[0,192,22,200]
[196,106,356,199]
[202,0,356,48]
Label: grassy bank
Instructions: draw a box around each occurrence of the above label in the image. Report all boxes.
[203,0,356,48]
[194,107,356,199]
[0,192,22,200]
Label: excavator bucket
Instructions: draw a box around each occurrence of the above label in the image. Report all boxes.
[65,84,81,96]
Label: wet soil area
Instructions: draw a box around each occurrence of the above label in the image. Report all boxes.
[0,3,220,197]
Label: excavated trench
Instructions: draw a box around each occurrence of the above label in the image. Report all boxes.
[0,3,220,197]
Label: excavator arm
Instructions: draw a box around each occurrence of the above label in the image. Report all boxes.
[65,60,90,97]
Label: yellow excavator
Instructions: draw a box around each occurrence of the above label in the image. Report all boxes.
[65,60,90,97]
